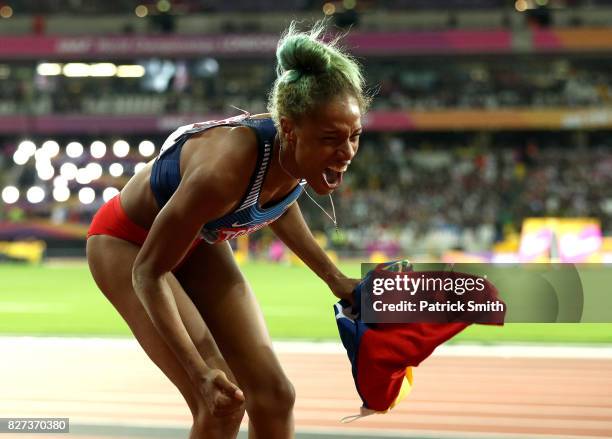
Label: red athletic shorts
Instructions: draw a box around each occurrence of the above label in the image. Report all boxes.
[87,194,203,272]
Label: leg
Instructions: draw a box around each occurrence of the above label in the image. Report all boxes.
[86,235,245,439]
[174,242,295,439]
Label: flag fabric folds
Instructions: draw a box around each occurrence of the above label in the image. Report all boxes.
[334,260,504,419]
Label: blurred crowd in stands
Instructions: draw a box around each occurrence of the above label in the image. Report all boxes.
[302,132,612,255]
[1,57,611,116]
[8,0,612,14]
[2,131,611,255]
[371,58,612,110]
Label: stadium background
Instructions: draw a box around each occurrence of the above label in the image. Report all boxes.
[1,1,611,438]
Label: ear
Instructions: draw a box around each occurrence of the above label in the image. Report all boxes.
[279,116,296,145]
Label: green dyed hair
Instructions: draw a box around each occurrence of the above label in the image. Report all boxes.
[267,20,371,126]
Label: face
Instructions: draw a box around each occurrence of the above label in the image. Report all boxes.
[280,94,362,195]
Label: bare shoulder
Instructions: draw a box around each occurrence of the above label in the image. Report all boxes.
[179,124,259,206]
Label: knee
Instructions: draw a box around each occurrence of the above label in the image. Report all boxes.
[194,402,245,433]
[245,377,296,418]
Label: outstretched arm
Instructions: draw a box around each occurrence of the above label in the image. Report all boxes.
[269,202,359,302]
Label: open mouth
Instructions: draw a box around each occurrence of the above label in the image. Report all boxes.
[323,167,344,189]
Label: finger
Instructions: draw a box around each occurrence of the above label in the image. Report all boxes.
[233,388,245,401]
[213,373,245,400]
[217,392,245,407]
[214,392,235,408]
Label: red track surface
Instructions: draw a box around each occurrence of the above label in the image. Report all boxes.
[1,338,611,438]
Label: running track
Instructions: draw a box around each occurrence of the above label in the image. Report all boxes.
[1,337,611,439]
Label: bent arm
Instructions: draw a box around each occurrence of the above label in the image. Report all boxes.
[132,190,207,382]
[132,173,225,382]
[132,129,255,383]
[132,274,205,377]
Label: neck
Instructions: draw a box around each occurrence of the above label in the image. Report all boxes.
[274,134,301,183]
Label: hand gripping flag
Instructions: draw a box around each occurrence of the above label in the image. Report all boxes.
[334,260,505,421]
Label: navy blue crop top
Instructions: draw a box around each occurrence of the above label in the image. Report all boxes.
[150,114,305,244]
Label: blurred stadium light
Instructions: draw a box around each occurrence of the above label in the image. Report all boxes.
[112,140,130,158]
[2,186,19,204]
[66,142,84,158]
[90,140,107,158]
[138,140,155,157]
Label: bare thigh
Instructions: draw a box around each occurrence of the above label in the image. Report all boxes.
[173,241,293,403]
[86,235,240,417]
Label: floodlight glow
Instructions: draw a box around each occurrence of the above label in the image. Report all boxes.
[63,63,91,77]
[90,140,106,158]
[26,186,45,203]
[34,148,51,162]
[90,63,117,77]
[112,140,130,158]
[13,150,29,165]
[60,162,78,180]
[41,140,60,158]
[157,0,171,12]
[18,140,37,156]
[134,162,147,174]
[66,141,84,158]
[1,186,19,204]
[37,63,62,76]
[36,163,55,181]
[78,187,95,204]
[138,140,155,157]
[0,5,14,18]
[109,163,124,177]
[135,5,148,17]
[76,168,92,184]
[103,187,119,202]
[322,2,336,15]
[515,0,528,11]
[53,176,68,187]
[53,186,70,202]
[199,58,219,76]
[85,162,103,180]
[116,65,146,78]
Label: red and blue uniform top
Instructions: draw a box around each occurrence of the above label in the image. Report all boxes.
[150,114,305,244]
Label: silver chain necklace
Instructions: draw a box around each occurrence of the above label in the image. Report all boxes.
[277,139,339,232]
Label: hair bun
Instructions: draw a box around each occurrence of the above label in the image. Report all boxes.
[276,34,331,81]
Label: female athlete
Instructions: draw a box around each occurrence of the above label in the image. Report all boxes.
[86,21,369,439]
